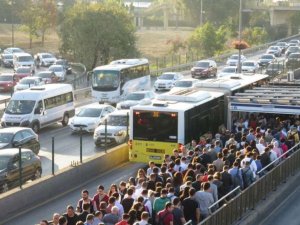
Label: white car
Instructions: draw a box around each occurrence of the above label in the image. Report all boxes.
[116,91,155,110]
[154,72,184,91]
[226,54,247,66]
[241,60,259,74]
[217,66,237,78]
[48,65,66,81]
[3,47,24,54]
[36,53,57,67]
[266,46,282,57]
[14,77,44,92]
[69,103,116,133]
[170,78,199,92]
[93,110,129,147]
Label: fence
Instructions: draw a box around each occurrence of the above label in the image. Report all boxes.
[149,33,300,76]
[199,142,300,225]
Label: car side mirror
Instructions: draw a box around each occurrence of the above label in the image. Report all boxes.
[8,163,18,170]
[34,108,41,114]
[12,140,21,147]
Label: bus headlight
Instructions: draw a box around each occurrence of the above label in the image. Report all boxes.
[114,131,123,136]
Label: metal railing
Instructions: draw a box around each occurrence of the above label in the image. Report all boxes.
[199,142,300,225]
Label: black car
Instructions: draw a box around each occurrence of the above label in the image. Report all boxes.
[0,127,40,155]
[258,54,276,67]
[265,63,284,76]
[286,53,300,69]
[0,53,13,68]
[0,148,42,193]
[54,59,72,74]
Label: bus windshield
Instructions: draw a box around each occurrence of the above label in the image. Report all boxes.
[92,70,120,91]
[133,111,178,142]
[5,100,36,115]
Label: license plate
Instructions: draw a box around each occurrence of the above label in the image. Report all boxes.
[101,139,111,143]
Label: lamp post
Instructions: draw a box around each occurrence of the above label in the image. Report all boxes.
[237,0,242,73]
[200,0,203,26]
[10,0,15,47]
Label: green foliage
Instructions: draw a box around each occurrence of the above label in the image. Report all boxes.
[187,22,226,58]
[242,27,268,45]
[166,36,186,54]
[59,2,138,70]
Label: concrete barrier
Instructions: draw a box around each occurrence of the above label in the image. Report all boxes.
[0,143,129,222]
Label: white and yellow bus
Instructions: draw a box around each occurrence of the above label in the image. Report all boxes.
[129,89,225,163]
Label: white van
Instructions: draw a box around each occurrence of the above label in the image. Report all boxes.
[13,52,35,73]
[1,84,75,132]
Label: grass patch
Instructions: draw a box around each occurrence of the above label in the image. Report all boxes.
[0,23,193,61]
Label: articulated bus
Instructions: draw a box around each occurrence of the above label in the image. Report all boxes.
[91,59,151,104]
[129,89,225,163]
[129,74,269,163]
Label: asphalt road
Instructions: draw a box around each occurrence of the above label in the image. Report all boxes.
[258,184,300,225]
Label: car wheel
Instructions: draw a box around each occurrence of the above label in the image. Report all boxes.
[1,182,8,193]
[32,122,40,133]
[32,168,42,180]
[62,114,69,126]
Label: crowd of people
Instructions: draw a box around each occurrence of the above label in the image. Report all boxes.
[39,113,299,225]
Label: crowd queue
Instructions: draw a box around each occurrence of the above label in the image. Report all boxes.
[39,114,300,225]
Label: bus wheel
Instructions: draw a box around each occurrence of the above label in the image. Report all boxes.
[32,122,40,133]
[62,114,69,126]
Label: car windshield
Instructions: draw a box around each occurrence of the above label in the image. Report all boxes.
[289,54,300,59]
[159,74,175,80]
[261,55,273,59]
[289,47,299,51]
[269,47,277,50]
[77,108,102,118]
[5,100,36,115]
[267,64,283,70]
[174,81,193,87]
[243,62,255,67]
[19,56,33,62]
[0,133,13,144]
[222,67,236,73]
[0,156,10,170]
[107,115,128,126]
[0,75,13,81]
[42,54,54,59]
[19,79,36,85]
[195,62,209,67]
[16,67,31,73]
[229,55,239,60]
[37,72,52,78]
[3,55,13,59]
[126,93,145,101]
[50,66,63,72]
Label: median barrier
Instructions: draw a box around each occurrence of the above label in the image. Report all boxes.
[0,143,129,222]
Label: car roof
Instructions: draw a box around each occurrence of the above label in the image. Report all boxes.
[0,73,14,76]
[37,70,53,74]
[0,127,32,133]
[21,77,39,80]
[161,72,180,75]
[176,78,199,82]
[243,60,256,63]
[109,110,130,116]
[0,148,33,156]
[128,90,153,94]
[80,103,112,109]
[196,59,216,63]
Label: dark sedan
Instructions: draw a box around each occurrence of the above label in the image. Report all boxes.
[286,53,300,70]
[0,127,40,155]
[0,148,42,193]
[0,53,13,68]
[265,63,284,76]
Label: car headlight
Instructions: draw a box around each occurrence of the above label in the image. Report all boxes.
[114,131,124,136]
[87,122,95,126]
[191,68,195,71]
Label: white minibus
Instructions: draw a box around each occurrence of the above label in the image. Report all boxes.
[1,84,75,132]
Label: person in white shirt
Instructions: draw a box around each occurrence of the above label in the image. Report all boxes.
[240,152,257,178]
[112,193,124,220]
[256,138,266,155]
[133,212,150,225]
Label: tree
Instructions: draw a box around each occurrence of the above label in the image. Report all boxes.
[187,22,224,58]
[242,27,268,45]
[59,1,138,70]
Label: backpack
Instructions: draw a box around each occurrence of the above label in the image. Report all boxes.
[232,169,242,188]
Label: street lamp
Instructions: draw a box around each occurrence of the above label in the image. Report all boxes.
[10,0,15,47]
[200,0,203,26]
[237,0,242,73]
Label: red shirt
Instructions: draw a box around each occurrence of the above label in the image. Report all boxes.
[116,220,129,225]
[158,209,173,225]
